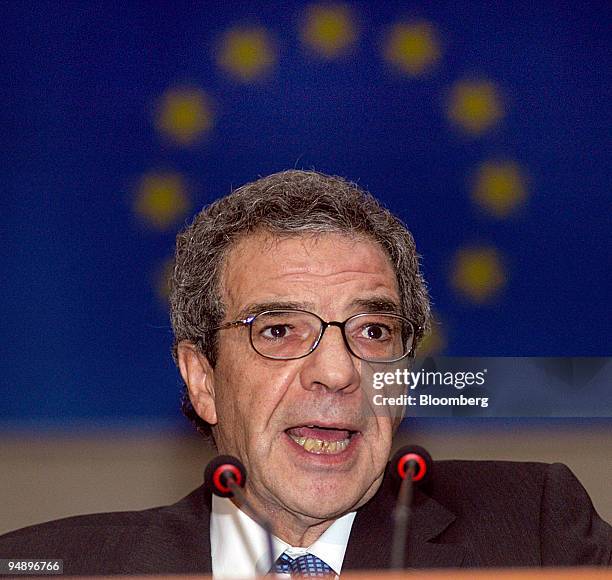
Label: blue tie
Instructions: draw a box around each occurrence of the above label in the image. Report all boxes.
[271,552,334,577]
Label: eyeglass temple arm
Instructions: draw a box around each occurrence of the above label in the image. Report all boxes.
[215,316,256,330]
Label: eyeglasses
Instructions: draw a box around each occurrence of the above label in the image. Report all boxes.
[216,309,417,362]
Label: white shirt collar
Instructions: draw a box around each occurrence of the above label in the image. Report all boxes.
[210,494,356,579]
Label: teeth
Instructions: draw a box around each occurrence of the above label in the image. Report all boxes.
[289,434,350,454]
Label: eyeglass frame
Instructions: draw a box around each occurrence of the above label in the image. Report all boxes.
[214,308,420,362]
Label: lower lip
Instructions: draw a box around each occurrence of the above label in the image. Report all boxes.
[283,431,361,466]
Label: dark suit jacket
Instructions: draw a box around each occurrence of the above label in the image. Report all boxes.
[1,460,610,575]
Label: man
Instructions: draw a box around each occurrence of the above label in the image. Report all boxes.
[1,170,610,576]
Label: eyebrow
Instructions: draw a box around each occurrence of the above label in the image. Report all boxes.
[235,300,316,320]
[348,297,402,314]
[234,296,401,320]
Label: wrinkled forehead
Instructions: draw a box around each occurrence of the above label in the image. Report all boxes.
[218,230,400,316]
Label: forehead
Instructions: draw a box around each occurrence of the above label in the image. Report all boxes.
[220,231,400,315]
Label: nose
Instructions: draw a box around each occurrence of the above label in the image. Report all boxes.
[299,324,361,393]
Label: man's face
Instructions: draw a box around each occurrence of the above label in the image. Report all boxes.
[195,232,400,522]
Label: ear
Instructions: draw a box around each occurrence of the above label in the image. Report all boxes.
[177,341,217,425]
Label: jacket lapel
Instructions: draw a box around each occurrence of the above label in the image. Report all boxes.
[405,488,466,568]
[182,470,465,572]
[343,474,466,570]
[168,484,214,573]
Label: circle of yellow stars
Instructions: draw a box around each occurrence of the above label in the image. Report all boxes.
[136,4,531,348]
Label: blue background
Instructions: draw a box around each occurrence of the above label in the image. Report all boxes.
[2,1,610,426]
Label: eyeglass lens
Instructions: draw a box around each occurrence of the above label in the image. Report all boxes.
[249,311,414,361]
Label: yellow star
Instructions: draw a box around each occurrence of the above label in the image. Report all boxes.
[301,4,357,58]
[448,80,504,135]
[155,87,213,146]
[217,27,276,82]
[154,257,175,304]
[417,314,447,356]
[384,21,441,76]
[134,172,190,231]
[473,161,528,217]
[451,246,506,303]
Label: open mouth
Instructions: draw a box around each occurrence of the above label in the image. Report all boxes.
[285,425,359,455]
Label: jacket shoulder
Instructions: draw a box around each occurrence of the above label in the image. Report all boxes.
[0,486,212,574]
[424,460,611,566]
[424,459,550,509]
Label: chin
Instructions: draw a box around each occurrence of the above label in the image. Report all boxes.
[279,475,380,520]
[287,492,359,520]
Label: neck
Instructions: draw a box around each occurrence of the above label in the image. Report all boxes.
[233,490,339,547]
[272,514,336,547]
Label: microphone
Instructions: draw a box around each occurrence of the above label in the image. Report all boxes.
[390,445,433,570]
[204,455,275,573]
[204,455,247,498]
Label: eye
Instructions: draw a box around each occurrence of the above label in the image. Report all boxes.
[359,323,391,341]
[260,324,292,340]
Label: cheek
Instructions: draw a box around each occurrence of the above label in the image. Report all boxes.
[368,417,395,458]
[214,344,299,438]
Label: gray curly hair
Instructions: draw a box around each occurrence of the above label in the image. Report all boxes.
[169,169,430,436]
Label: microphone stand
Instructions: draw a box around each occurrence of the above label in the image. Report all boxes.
[227,479,276,574]
[391,461,415,570]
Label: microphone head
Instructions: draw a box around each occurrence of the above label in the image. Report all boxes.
[391,445,433,485]
[204,455,247,498]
